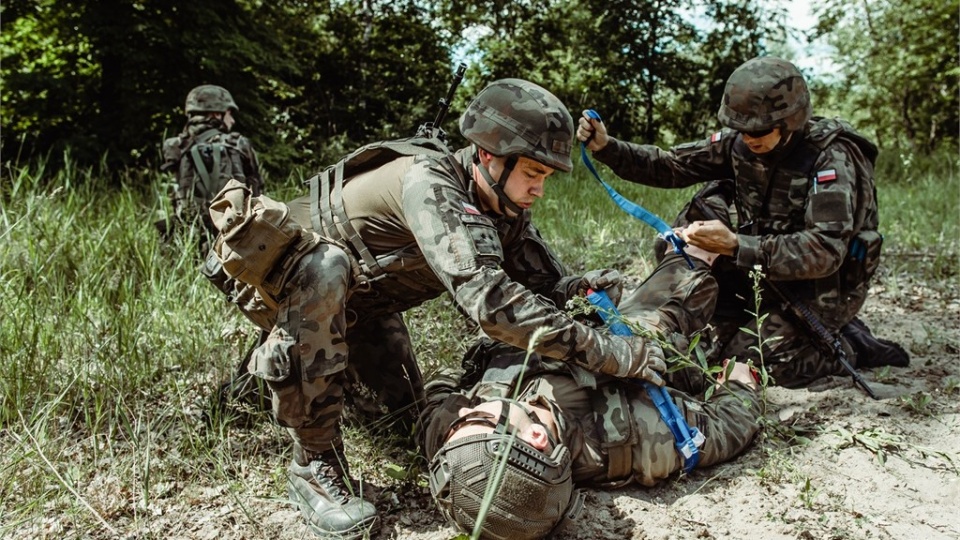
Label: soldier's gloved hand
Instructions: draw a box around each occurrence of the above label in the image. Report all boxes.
[580,269,623,306]
[618,338,667,386]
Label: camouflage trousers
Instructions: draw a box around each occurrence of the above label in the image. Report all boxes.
[240,243,424,457]
[711,307,850,389]
[658,186,856,389]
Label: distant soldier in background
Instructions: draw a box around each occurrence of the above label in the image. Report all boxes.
[577,56,908,389]
[159,84,263,254]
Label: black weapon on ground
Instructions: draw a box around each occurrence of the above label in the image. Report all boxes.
[762,280,879,400]
[687,196,879,399]
[417,62,467,141]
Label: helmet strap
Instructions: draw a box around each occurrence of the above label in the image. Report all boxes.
[473,149,524,216]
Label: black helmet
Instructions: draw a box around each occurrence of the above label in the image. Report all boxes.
[428,398,576,540]
[717,56,811,134]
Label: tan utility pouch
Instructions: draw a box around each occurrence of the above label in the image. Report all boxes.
[209,179,301,288]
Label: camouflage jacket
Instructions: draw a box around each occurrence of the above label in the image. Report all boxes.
[592,117,881,328]
[285,145,645,377]
[419,351,759,487]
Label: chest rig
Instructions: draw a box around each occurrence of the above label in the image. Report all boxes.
[306,136,467,287]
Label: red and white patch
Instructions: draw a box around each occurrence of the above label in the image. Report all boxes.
[461,201,481,215]
[816,169,838,184]
[710,132,723,143]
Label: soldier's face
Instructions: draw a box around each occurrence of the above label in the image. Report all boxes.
[740,126,783,154]
[223,110,236,130]
[446,399,557,451]
[478,151,555,216]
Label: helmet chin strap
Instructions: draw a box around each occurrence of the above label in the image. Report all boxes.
[474,150,523,216]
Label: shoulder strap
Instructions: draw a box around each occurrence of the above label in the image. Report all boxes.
[807,117,878,166]
[307,136,455,283]
[189,142,223,199]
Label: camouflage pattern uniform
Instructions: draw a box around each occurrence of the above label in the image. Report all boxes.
[217,79,660,459]
[589,57,882,387]
[419,254,760,487]
[161,85,262,251]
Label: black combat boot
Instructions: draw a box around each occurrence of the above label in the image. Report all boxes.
[287,446,379,539]
[841,317,910,368]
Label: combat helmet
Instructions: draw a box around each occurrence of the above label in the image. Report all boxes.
[429,398,578,540]
[717,57,811,134]
[185,84,238,115]
[459,79,574,215]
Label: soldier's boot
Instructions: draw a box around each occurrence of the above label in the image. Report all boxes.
[841,317,910,369]
[287,446,379,539]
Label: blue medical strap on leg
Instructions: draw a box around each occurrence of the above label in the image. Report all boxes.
[585,289,705,473]
[581,109,694,269]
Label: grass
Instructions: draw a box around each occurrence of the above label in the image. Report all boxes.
[0,145,957,538]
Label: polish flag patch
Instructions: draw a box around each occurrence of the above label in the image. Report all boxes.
[710,132,723,143]
[461,201,481,215]
[816,169,838,184]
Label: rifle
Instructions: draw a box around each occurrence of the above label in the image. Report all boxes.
[762,280,878,399]
[417,62,467,142]
[688,197,879,399]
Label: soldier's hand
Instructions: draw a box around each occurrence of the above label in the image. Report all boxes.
[577,110,609,152]
[680,220,738,257]
[618,338,666,386]
[580,268,623,306]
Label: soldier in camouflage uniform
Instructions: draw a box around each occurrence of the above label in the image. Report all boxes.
[205,79,667,539]
[160,85,262,254]
[419,249,761,540]
[577,56,907,389]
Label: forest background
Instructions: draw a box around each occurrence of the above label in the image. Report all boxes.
[2,0,957,175]
[1,0,958,539]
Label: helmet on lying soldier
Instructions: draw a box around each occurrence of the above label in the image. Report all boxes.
[428,398,577,540]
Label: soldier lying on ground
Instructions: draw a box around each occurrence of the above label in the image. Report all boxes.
[419,249,762,540]
[202,78,668,539]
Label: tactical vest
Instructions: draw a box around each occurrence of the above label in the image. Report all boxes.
[306,136,467,285]
[726,118,882,323]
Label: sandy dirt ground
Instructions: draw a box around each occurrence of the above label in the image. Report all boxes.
[12,273,958,540]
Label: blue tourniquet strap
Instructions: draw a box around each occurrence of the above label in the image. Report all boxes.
[585,289,704,472]
[581,109,694,269]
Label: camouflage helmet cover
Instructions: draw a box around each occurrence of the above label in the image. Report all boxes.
[429,401,576,539]
[185,85,238,115]
[717,57,811,133]
[459,78,574,172]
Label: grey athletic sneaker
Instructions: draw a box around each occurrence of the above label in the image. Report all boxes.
[287,449,378,539]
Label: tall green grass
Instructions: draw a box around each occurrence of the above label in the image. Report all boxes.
[0,146,956,537]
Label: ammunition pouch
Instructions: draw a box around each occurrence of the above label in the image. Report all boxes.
[210,180,318,296]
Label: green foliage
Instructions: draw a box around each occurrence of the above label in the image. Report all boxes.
[833,426,958,472]
[812,0,959,153]
[446,0,778,146]
[0,0,799,176]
